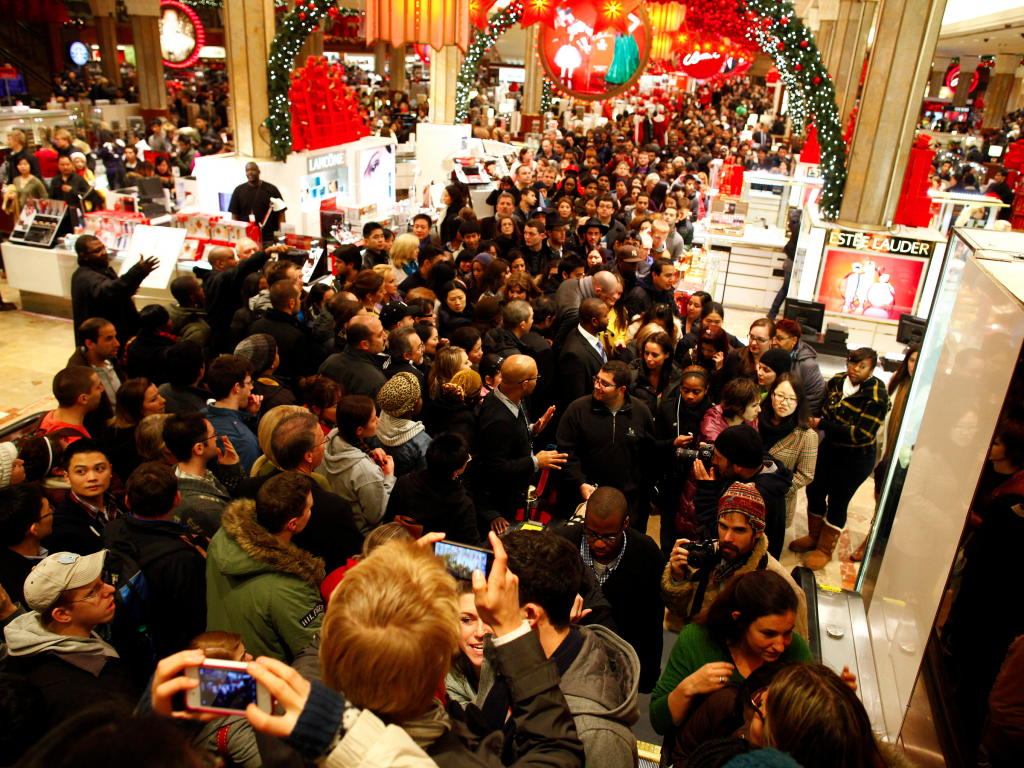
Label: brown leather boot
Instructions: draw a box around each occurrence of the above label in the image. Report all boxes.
[789,512,824,553]
[850,537,868,562]
[806,522,843,570]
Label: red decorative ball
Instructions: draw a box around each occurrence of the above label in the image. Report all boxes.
[813,76,821,84]
[777,42,785,50]
[795,64,802,71]
[312,25,318,31]
[800,40,808,48]
[299,11,306,19]
[780,17,788,24]
[328,7,337,16]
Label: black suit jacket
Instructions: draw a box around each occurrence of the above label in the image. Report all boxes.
[557,327,605,409]
[554,522,666,693]
[473,391,536,521]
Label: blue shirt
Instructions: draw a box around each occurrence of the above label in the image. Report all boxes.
[201,404,261,475]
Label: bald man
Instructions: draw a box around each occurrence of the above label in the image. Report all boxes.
[318,314,388,398]
[551,269,623,350]
[204,243,285,354]
[474,355,566,533]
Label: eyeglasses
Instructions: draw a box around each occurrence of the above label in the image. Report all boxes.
[517,375,541,385]
[593,376,618,390]
[749,334,771,343]
[199,432,221,443]
[750,686,767,720]
[585,527,622,543]
[67,575,113,605]
[772,393,798,405]
[775,334,794,343]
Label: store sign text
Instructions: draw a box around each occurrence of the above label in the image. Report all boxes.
[828,229,935,258]
[308,151,347,173]
[682,50,721,66]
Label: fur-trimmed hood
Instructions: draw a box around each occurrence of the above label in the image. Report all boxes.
[214,498,325,587]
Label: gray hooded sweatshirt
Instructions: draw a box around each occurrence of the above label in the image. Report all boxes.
[473,624,640,768]
[4,611,120,672]
[317,428,396,534]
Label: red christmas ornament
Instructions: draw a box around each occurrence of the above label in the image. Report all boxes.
[777,42,784,50]
[794,64,802,71]
[328,7,338,17]
[800,40,808,48]
[780,17,789,24]
[299,11,306,19]
[813,76,821,84]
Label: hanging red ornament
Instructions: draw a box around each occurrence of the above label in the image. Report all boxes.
[312,24,318,31]
[813,76,821,84]
[777,42,784,50]
[780,17,789,24]
[520,0,558,28]
[800,40,808,48]
[794,64,802,71]
[299,12,306,20]
[328,7,338,16]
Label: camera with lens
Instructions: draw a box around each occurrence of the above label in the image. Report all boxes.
[686,528,717,570]
[677,442,714,468]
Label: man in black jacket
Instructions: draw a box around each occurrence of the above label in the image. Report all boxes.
[624,257,679,319]
[71,235,157,348]
[554,487,665,692]
[557,299,609,411]
[203,244,280,354]
[556,361,655,528]
[318,315,388,399]
[0,484,53,609]
[386,432,481,544]
[233,412,363,572]
[247,281,319,384]
[386,326,428,397]
[473,355,565,532]
[985,167,1015,221]
[693,425,793,561]
[102,462,208,661]
[45,440,120,558]
[484,300,536,360]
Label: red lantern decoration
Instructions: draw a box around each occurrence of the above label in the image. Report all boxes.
[366,0,472,51]
[591,0,643,35]
[469,0,498,29]
[520,0,558,28]
[678,34,726,80]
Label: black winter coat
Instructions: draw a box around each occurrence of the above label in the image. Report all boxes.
[386,468,481,545]
[71,261,150,347]
[556,327,606,410]
[45,496,120,557]
[421,395,478,451]
[318,347,388,400]
[125,331,176,384]
[473,392,535,523]
[249,308,320,384]
[204,250,271,354]
[554,522,666,693]
[101,516,209,659]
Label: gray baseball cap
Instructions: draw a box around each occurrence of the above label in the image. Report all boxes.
[24,550,107,613]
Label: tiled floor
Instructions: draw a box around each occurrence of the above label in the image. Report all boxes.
[0,279,874,589]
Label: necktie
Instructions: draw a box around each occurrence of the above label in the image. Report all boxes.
[596,339,608,362]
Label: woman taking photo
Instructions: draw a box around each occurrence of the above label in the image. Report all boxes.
[791,347,889,571]
[702,377,760,442]
[760,373,817,530]
[103,377,167,482]
[650,570,812,742]
[321,395,396,534]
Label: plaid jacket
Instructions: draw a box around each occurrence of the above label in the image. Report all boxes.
[819,374,890,454]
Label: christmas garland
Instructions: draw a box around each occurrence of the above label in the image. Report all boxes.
[264,2,361,160]
[455,3,524,123]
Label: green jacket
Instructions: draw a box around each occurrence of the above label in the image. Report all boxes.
[206,499,325,663]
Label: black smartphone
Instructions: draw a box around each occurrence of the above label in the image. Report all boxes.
[434,540,494,580]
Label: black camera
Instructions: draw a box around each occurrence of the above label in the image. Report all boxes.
[686,529,717,570]
[678,442,714,467]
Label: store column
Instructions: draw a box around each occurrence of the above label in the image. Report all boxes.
[222,0,276,159]
[928,56,951,97]
[952,55,978,108]
[429,45,461,124]
[521,36,545,134]
[838,0,944,228]
[125,0,167,121]
[824,0,876,128]
[815,0,839,68]
[88,0,123,88]
[374,41,388,78]
[391,45,407,93]
[983,54,1019,130]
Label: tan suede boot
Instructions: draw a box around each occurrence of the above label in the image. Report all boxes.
[850,537,868,562]
[805,522,843,570]
[789,512,824,553]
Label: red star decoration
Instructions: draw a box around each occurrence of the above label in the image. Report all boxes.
[469,0,498,29]
[592,0,642,35]
[520,0,558,28]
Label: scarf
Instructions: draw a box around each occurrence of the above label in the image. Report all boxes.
[842,376,861,400]
[375,411,425,447]
[401,699,452,749]
[758,408,798,452]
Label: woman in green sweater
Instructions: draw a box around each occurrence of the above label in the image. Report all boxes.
[649,569,813,739]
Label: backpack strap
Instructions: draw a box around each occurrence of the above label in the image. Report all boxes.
[216,724,232,757]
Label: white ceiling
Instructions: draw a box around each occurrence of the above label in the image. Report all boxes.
[935,6,1024,58]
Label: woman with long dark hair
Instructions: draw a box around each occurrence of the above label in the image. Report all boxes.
[437,281,474,339]
[494,215,523,259]
[686,325,731,392]
[103,377,166,481]
[477,258,511,300]
[759,373,817,530]
[630,330,680,414]
[718,317,776,397]
[445,580,496,707]
[682,290,713,337]
[320,395,396,534]
[440,184,466,246]
[792,347,889,570]
[650,570,812,742]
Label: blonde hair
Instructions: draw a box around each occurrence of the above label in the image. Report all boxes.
[390,234,420,269]
[372,263,397,287]
[429,346,468,400]
[635,322,668,354]
[321,541,459,723]
[361,521,414,558]
[257,405,307,469]
[135,413,171,463]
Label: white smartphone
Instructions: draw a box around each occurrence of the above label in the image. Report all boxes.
[184,659,273,715]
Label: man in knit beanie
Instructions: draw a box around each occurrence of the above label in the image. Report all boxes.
[660,480,807,637]
[234,334,296,415]
[372,372,431,477]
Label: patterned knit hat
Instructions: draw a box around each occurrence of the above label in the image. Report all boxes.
[718,482,766,533]
[377,372,421,416]
[234,334,277,374]
[0,443,17,488]
[444,369,482,402]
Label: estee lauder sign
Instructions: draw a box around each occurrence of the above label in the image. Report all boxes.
[828,229,937,258]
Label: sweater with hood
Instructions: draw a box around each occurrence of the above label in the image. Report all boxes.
[789,340,827,416]
[472,625,639,768]
[318,430,397,534]
[4,611,139,724]
[368,412,431,477]
[205,499,326,663]
[624,274,680,320]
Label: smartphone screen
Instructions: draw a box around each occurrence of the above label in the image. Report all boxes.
[197,666,258,712]
[435,541,494,580]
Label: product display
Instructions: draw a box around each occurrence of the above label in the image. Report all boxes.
[289,56,370,153]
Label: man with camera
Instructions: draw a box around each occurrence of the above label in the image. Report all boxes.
[692,424,793,560]
[661,482,807,637]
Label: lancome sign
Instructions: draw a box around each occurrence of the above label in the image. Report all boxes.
[307,151,347,173]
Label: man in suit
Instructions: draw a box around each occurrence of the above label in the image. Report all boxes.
[557,299,609,410]
[473,355,565,533]
[553,487,665,692]
[751,126,771,149]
